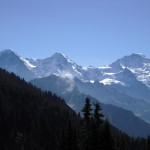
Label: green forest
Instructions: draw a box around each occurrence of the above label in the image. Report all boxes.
[0,68,150,150]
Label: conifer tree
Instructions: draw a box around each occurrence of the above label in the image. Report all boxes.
[91,101,104,150]
[81,98,92,124]
[93,101,104,127]
[81,98,93,150]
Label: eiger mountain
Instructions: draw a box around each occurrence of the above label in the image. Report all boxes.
[0,49,35,80]
[1,49,150,136]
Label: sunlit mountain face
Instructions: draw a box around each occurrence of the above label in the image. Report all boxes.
[1,49,150,125]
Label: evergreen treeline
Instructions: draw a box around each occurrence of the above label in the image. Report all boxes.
[0,68,150,150]
[0,69,77,150]
[60,98,150,150]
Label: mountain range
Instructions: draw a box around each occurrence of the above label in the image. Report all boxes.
[1,49,150,137]
[1,49,150,87]
[1,49,150,88]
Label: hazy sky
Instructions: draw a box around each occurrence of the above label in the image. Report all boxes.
[0,0,150,66]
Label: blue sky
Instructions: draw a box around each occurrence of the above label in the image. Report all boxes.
[0,0,150,66]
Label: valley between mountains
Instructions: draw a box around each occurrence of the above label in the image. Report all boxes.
[1,49,150,137]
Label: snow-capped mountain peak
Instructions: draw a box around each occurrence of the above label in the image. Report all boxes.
[51,52,67,60]
[0,49,35,80]
[0,49,150,88]
[51,52,77,65]
[0,49,18,57]
[108,53,150,87]
[111,53,150,69]
[19,57,36,69]
[131,53,148,58]
[25,52,82,79]
[0,49,36,70]
[1,49,14,53]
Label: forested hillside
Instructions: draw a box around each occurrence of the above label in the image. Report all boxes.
[0,69,77,150]
[0,68,150,150]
